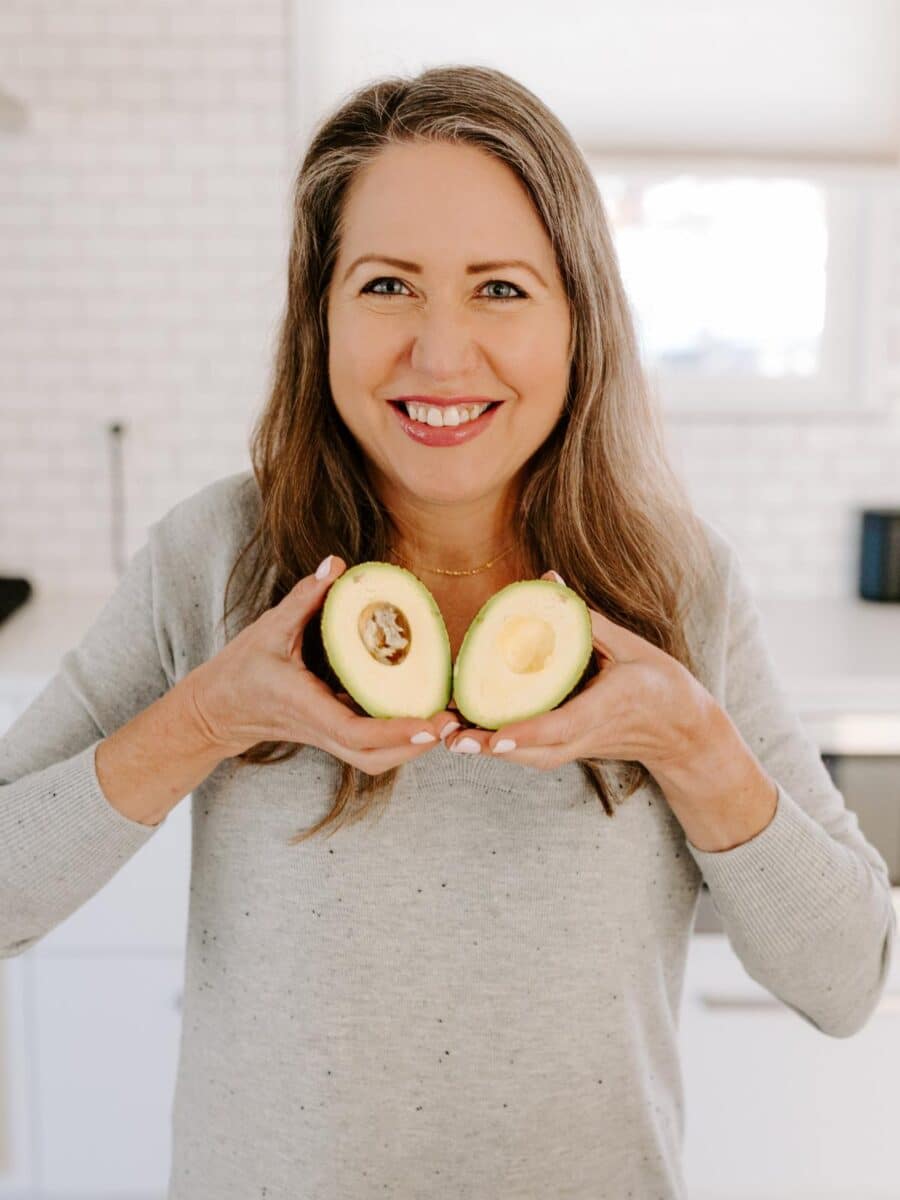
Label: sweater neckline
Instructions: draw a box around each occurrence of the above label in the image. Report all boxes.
[408,738,564,791]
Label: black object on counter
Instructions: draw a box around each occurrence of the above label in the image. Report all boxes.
[859,509,900,602]
[0,576,32,626]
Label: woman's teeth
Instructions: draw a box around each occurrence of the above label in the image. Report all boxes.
[402,401,492,427]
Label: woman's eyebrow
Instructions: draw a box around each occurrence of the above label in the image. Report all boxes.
[343,254,548,288]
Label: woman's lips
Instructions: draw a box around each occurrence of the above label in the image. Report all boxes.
[388,400,502,447]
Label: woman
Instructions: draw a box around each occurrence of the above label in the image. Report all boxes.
[1,64,894,1200]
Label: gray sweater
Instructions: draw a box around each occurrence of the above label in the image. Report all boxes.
[1,469,895,1199]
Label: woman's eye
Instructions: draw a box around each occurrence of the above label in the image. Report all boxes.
[360,276,526,302]
[481,280,526,301]
[362,277,407,297]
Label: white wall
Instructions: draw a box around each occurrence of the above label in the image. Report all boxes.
[0,0,290,588]
[2,0,900,598]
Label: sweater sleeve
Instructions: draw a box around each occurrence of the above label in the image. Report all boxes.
[0,529,176,959]
[684,539,897,1038]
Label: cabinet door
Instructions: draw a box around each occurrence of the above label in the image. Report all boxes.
[1,679,44,1195]
[32,954,184,1197]
[681,931,900,1200]
[0,955,36,1195]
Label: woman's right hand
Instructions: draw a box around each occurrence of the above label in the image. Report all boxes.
[183,555,460,774]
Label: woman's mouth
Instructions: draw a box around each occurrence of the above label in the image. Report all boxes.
[387,399,503,447]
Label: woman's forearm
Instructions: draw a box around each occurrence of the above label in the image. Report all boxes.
[649,701,779,853]
[94,671,230,827]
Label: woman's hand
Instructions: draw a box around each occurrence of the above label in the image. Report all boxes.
[185,555,458,775]
[444,570,717,773]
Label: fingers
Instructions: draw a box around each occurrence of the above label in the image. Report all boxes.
[314,706,460,776]
[300,674,454,752]
[268,555,460,756]
[338,707,458,752]
[273,555,347,661]
[325,737,441,778]
[443,728,492,754]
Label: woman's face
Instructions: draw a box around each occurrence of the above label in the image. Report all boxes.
[326,141,572,508]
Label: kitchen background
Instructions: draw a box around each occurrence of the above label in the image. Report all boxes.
[1,1,900,1198]
[2,0,900,591]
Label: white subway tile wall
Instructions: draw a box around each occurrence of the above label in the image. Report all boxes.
[0,0,290,590]
[2,0,900,597]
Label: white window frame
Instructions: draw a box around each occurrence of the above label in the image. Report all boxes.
[585,154,892,420]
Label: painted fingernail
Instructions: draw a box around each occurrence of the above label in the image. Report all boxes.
[410,730,437,744]
[451,736,481,754]
[439,721,460,740]
[315,555,333,580]
[549,570,565,585]
[492,738,516,753]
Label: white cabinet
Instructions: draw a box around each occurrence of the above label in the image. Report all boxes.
[32,955,184,1197]
[0,673,192,1199]
[681,932,900,1200]
[0,955,36,1195]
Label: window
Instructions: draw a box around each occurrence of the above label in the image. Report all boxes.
[590,161,886,417]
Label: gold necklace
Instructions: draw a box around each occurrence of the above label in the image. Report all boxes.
[388,543,516,577]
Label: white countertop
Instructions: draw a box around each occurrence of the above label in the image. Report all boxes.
[755,596,900,753]
[0,586,118,678]
[1,585,899,753]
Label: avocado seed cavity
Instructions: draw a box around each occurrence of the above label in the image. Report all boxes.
[496,614,555,673]
[358,601,412,665]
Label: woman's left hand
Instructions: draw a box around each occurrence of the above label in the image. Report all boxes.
[444,570,717,773]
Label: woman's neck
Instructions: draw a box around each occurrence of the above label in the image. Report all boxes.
[378,476,524,577]
[389,541,517,577]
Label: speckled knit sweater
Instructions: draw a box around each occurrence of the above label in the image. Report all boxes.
[1,469,895,1199]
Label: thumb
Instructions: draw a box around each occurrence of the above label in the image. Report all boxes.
[275,554,345,659]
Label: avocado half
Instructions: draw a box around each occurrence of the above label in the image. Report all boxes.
[320,561,452,719]
[452,579,593,730]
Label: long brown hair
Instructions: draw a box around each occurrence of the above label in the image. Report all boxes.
[221,63,718,845]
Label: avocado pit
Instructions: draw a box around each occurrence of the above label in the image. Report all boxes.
[358,601,412,666]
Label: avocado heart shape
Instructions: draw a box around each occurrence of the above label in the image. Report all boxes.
[320,561,592,730]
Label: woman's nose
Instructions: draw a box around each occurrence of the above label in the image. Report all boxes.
[408,304,483,376]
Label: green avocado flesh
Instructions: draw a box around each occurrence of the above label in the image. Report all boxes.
[452,579,593,730]
[320,561,452,719]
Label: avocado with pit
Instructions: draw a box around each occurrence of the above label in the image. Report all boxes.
[452,579,593,730]
[320,561,452,719]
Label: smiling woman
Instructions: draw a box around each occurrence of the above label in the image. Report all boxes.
[325,138,573,486]
[2,60,894,1200]
[224,63,720,841]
